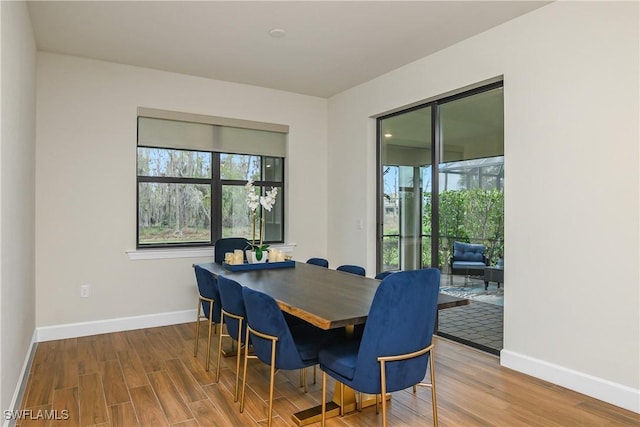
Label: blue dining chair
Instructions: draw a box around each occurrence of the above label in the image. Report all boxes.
[307,257,329,268]
[240,286,341,427]
[216,275,248,402]
[374,270,397,280]
[193,264,222,371]
[337,264,366,276]
[319,268,441,427]
[214,237,250,263]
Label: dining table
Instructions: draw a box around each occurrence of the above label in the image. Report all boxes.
[196,261,468,425]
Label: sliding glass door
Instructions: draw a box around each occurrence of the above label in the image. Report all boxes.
[377,82,504,275]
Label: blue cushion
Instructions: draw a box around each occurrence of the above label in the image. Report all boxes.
[318,340,360,381]
[453,241,485,262]
[452,261,486,269]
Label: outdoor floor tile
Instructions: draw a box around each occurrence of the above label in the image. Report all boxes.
[437,288,503,354]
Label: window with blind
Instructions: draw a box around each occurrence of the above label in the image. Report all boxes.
[136,108,287,248]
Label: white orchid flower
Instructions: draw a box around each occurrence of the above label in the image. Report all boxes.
[245,180,260,212]
[260,187,278,212]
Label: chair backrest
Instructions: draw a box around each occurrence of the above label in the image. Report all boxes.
[214,238,250,263]
[452,241,485,262]
[242,287,304,370]
[337,264,366,276]
[374,270,397,280]
[217,275,246,342]
[306,257,329,268]
[194,265,221,323]
[354,268,440,393]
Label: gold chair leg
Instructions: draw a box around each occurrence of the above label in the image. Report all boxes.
[339,383,344,416]
[234,318,244,402]
[205,301,214,371]
[380,360,387,427]
[430,351,438,427]
[267,339,277,427]
[313,365,317,384]
[194,298,201,357]
[303,367,308,393]
[321,371,327,427]
[215,314,224,382]
[240,328,250,413]
[413,384,417,393]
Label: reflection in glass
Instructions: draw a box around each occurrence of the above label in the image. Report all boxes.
[263,157,284,181]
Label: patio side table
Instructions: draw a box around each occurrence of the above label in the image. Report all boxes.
[483,266,504,290]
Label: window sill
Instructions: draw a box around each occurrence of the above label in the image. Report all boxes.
[126,243,297,261]
[126,247,213,261]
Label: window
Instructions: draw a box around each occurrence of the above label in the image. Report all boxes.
[137,109,287,248]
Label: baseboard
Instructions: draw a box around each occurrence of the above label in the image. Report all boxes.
[3,330,38,427]
[36,309,197,342]
[501,349,640,414]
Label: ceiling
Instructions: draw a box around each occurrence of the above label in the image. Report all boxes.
[27,1,549,98]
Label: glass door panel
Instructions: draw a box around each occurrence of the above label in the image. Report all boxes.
[379,106,431,272]
[439,87,504,268]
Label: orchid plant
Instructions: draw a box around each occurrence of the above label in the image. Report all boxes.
[245,179,278,260]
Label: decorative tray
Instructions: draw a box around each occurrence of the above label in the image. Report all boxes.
[222,260,296,271]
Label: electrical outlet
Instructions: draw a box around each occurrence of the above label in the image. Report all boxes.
[80,285,90,298]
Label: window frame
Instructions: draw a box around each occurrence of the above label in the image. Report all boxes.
[136,146,285,249]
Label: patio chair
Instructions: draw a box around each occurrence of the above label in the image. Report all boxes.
[449,241,488,283]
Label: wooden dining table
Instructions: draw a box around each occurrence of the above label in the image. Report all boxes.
[196,261,468,425]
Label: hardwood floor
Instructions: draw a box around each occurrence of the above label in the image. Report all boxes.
[15,322,639,426]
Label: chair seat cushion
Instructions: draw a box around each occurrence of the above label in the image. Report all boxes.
[318,340,361,382]
[452,261,486,269]
[291,324,344,364]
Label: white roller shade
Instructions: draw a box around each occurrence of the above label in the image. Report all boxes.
[137,108,288,157]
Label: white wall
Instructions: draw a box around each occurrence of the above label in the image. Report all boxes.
[0,0,37,413]
[35,54,328,327]
[327,1,639,411]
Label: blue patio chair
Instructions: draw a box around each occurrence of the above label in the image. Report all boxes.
[193,264,222,371]
[319,268,441,427]
[216,275,248,402]
[449,241,488,281]
[337,264,366,276]
[240,286,341,427]
[307,257,329,268]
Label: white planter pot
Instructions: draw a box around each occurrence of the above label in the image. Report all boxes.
[246,250,267,264]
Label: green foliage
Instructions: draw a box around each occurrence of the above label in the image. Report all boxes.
[437,189,504,265]
[382,189,504,268]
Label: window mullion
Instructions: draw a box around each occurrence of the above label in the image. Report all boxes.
[211,152,222,242]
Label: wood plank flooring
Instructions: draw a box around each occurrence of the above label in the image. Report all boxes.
[16,322,639,426]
